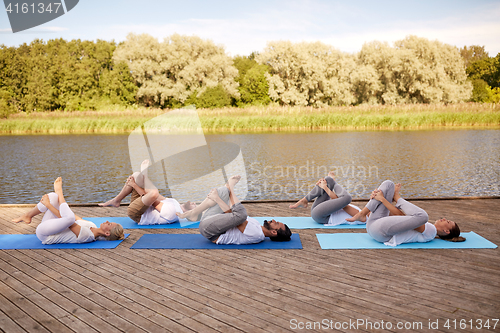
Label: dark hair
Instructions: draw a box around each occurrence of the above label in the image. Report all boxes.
[438,221,466,242]
[269,224,292,242]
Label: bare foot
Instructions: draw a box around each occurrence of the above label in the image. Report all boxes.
[54,177,63,194]
[226,175,241,190]
[346,212,367,223]
[140,159,150,173]
[176,210,198,222]
[289,197,308,209]
[393,183,402,202]
[12,214,32,224]
[98,199,121,207]
[327,171,336,180]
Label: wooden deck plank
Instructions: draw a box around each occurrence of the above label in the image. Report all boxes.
[12,249,200,333]
[1,199,499,333]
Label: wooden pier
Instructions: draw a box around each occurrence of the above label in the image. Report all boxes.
[1,198,499,332]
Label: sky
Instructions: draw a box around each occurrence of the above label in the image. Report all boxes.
[1,0,499,56]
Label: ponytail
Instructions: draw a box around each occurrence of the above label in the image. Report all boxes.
[438,222,466,242]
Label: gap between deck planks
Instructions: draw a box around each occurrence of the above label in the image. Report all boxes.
[0,199,499,333]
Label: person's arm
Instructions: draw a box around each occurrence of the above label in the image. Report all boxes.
[207,189,231,213]
[372,190,405,216]
[237,220,248,233]
[41,194,61,218]
[318,179,338,199]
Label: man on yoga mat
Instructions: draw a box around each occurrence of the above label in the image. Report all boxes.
[99,160,197,225]
[177,175,292,245]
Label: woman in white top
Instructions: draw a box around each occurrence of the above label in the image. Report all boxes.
[13,177,124,244]
[347,180,465,246]
[99,160,197,225]
[290,171,362,226]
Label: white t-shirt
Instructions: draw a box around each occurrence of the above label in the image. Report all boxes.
[384,222,437,247]
[42,219,96,245]
[327,204,365,226]
[216,217,265,245]
[139,198,183,225]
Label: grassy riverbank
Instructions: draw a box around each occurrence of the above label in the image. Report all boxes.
[1,103,499,134]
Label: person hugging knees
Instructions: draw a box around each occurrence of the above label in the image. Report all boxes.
[347,180,466,246]
[178,175,292,245]
[99,160,197,225]
[12,177,125,245]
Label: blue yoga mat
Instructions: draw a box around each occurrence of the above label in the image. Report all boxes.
[252,217,366,229]
[0,234,130,250]
[130,233,303,249]
[85,217,200,229]
[88,216,365,229]
[316,232,497,249]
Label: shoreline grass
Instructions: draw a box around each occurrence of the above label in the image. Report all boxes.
[1,103,499,134]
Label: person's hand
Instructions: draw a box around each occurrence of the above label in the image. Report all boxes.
[41,194,51,207]
[207,188,219,201]
[318,178,328,190]
[126,175,136,187]
[373,189,385,201]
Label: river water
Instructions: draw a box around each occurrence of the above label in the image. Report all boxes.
[1,129,499,204]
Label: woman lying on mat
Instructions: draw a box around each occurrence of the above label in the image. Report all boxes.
[289,171,363,226]
[177,175,292,245]
[12,177,124,244]
[346,180,465,246]
[99,160,197,225]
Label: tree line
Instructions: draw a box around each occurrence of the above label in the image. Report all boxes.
[1,34,499,117]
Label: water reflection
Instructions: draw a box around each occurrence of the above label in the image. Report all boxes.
[0,130,499,204]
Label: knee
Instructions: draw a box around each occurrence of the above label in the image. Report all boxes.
[416,210,429,223]
[48,192,59,206]
[379,180,394,193]
[148,189,160,200]
[343,192,352,204]
[231,203,248,222]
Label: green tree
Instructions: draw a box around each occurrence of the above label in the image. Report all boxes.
[358,36,471,104]
[460,45,489,68]
[185,84,232,108]
[257,41,356,106]
[238,64,271,106]
[470,79,492,102]
[113,33,239,108]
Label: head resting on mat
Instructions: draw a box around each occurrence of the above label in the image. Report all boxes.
[100,221,125,241]
[435,218,465,242]
[263,219,292,242]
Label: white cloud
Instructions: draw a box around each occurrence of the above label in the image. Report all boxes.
[39,26,69,32]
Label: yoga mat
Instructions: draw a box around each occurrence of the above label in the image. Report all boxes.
[252,217,366,229]
[86,216,364,229]
[85,217,200,229]
[130,233,302,249]
[316,232,497,249]
[0,234,130,250]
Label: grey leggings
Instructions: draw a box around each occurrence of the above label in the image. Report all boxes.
[306,176,352,224]
[199,186,248,242]
[366,180,429,243]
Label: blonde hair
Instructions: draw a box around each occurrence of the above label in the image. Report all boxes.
[106,224,125,241]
